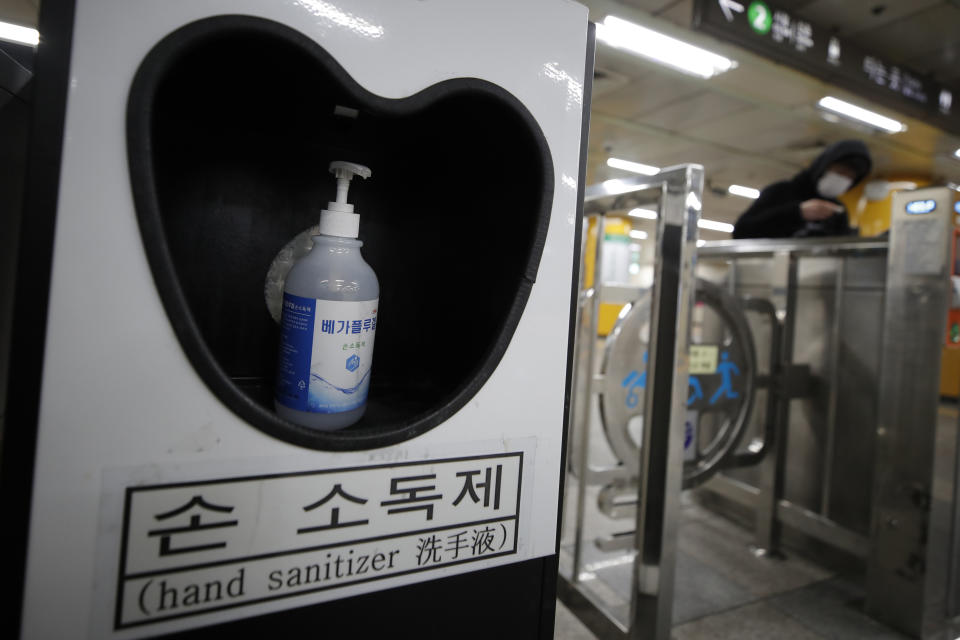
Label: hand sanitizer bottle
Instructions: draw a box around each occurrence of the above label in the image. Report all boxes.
[275,161,379,430]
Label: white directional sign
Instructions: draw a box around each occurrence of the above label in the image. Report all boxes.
[718,0,744,22]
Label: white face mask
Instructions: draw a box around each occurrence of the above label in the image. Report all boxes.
[816,171,854,199]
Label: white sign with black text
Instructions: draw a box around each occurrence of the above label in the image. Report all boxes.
[91,440,535,637]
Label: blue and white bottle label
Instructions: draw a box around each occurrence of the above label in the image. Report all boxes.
[275,293,378,414]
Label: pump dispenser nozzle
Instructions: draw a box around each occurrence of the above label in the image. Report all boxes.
[319,161,372,238]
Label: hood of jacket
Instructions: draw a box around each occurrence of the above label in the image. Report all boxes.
[802,139,872,187]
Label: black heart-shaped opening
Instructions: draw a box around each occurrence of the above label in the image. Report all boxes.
[127,16,553,450]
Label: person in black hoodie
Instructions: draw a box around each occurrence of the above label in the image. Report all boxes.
[733,140,872,239]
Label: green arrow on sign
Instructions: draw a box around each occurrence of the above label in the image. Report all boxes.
[747,1,772,35]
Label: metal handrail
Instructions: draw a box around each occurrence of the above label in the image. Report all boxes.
[698,236,888,258]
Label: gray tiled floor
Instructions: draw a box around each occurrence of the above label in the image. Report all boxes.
[555,599,601,640]
[555,502,910,640]
[672,550,754,624]
[768,577,909,640]
[673,602,824,640]
[676,509,832,598]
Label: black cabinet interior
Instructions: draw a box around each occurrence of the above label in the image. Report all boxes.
[128,17,553,449]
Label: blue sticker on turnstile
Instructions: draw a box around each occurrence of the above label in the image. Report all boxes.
[709,351,740,404]
[906,199,937,215]
[688,376,704,406]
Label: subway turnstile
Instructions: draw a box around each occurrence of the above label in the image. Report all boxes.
[560,186,960,639]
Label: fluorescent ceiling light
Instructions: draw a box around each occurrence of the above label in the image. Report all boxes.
[698,218,734,233]
[628,208,658,219]
[954,148,960,159]
[627,206,733,232]
[608,157,660,176]
[596,15,736,79]
[602,178,647,195]
[728,184,760,199]
[817,96,906,133]
[629,230,648,240]
[0,20,38,46]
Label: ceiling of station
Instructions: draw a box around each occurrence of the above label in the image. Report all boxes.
[585,0,960,237]
[620,0,960,85]
[2,1,959,237]
[0,0,36,27]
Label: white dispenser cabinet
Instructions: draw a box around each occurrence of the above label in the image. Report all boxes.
[4,1,593,638]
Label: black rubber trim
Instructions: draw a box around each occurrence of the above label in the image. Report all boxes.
[538,553,563,640]
[0,48,32,97]
[0,41,35,77]
[127,15,554,452]
[165,555,551,639]
[0,0,76,637]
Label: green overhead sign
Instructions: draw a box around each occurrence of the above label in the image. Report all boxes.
[747,1,771,35]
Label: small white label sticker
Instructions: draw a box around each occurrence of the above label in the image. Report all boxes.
[689,345,719,375]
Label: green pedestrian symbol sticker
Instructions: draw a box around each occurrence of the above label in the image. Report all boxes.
[748,1,772,35]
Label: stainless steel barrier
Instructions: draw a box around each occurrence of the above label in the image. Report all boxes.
[866,187,957,638]
[562,185,959,639]
[697,237,888,558]
[697,186,958,639]
[559,164,703,640]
